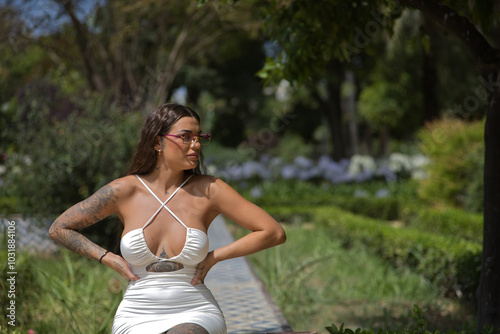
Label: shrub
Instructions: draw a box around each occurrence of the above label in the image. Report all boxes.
[266,205,482,299]
[264,195,401,221]
[402,206,482,243]
[417,118,484,212]
[330,196,401,221]
[319,206,482,299]
[2,93,142,247]
[0,238,39,329]
[3,93,142,217]
[326,305,472,334]
[0,247,125,332]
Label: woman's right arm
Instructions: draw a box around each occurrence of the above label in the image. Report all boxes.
[48,179,139,282]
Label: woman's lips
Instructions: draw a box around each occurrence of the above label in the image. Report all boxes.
[187,154,199,160]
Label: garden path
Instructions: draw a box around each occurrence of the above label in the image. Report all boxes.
[205,215,294,333]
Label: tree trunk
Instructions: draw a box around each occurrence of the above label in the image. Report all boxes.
[478,69,500,332]
[396,1,500,330]
[325,79,346,161]
[310,61,347,161]
[343,71,359,156]
[378,126,390,157]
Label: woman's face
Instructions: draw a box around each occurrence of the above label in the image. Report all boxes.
[157,116,202,171]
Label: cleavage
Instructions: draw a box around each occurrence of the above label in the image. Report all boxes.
[142,217,187,259]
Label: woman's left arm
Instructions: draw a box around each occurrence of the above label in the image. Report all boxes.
[191,178,286,285]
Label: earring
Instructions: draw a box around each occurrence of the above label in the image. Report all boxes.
[157,149,162,155]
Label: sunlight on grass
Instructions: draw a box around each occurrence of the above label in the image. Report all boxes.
[0,248,127,333]
[237,224,473,334]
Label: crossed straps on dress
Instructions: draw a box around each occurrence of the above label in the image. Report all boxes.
[135,174,194,231]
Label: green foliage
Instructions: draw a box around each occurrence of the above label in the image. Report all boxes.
[0,237,39,329]
[326,305,460,334]
[242,179,402,206]
[321,206,482,299]
[440,0,499,33]
[358,81,407,130]
[0,247,126,332]
[234,224,451,333]
[263,195,401,221]
[358,9,425,136]
[2,91,142,247]
[402,207,483,243]
[268,133,314,162]
[333,195,401,221]
[248,178,482,242]
[258,0,391,83]
[462,148,485,212]
[264,204,482,299]
[417,118,484,212]
[325,304,500,334]
[3,92,142,217]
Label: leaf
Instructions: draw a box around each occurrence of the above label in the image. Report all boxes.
[326,324,340,334]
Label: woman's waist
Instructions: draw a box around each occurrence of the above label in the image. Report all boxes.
[127,267,198,285]
[122,274,216,305]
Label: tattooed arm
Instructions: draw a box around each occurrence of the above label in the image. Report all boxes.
[49,180,139,281]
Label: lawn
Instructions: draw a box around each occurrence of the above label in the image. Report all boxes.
[235,223,476,334]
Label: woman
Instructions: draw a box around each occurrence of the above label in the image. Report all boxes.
[49,103,286,334]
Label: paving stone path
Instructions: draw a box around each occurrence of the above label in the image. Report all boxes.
[206,215,293,333]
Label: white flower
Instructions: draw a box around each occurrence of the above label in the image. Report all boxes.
[348,155,376,175]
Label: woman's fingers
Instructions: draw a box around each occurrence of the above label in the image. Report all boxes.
[106,253,140,281]
[191,250,218,285]
[191,264,205,285]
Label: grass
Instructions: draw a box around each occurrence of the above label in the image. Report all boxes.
[0,248,127,333]
[229,222,476,334]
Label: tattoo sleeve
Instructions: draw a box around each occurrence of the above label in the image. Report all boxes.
[49,183,119,262]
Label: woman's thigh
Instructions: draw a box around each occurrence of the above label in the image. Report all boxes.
[164,323,209,334]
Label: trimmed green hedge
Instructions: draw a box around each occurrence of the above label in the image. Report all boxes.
[248,179,482,242]
[329,195,401,220]
[401,206,483,243]
[266,205,482,299]
[330,197,483,243]
[265,199,483,243]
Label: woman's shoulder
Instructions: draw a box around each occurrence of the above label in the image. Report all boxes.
[189,174,235,197]
[107,175,140,198]
[189,174,228,188]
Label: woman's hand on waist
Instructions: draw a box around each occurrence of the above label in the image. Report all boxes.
[191,250,218,286]
[102,252,140,282]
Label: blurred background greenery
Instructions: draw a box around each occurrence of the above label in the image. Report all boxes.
[0,0,488,218]
[0,0,497,333]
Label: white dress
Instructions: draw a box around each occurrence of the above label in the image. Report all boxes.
[112,175,227,334]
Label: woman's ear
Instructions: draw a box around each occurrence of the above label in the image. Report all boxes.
[155,136,164,150]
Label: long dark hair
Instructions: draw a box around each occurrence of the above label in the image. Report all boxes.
[115,104,207,251]
[126,103,207,176]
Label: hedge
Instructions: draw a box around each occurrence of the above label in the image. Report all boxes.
[266,205,482,299]
[264,200,483,243]
[401,206,483,244]
[330,197,483,243]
